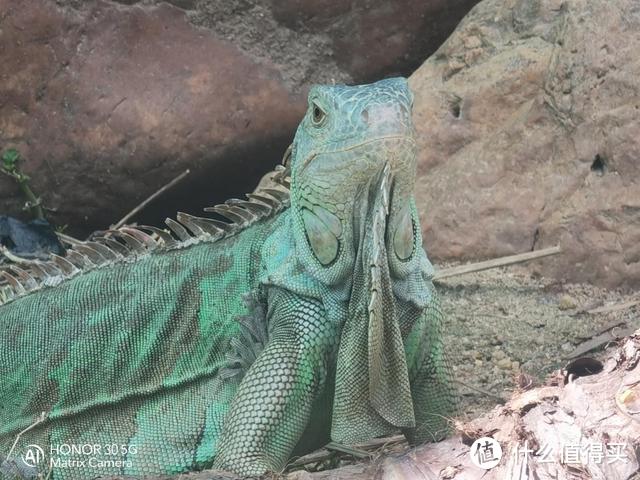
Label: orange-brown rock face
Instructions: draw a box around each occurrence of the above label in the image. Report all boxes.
[411,0,640,288]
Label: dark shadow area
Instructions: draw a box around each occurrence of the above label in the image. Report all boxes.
[131,134,294,231]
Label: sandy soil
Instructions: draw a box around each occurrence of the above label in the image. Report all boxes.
[438,264,638,419]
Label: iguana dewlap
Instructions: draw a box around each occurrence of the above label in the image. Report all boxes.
[0,78,455,479]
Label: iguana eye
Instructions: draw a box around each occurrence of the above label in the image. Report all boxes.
[311,102,326,126]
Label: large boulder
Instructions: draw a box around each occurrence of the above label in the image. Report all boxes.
[0,0,305,234]
[264,0,483,82]
[1,0,483,236]
[410,0,640,288]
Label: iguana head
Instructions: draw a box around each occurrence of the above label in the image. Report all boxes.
[288,77,417,278]
[287,78,434,442]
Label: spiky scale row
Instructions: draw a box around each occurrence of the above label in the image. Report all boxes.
[0,168,291,307]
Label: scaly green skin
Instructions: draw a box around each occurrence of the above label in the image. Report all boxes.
[0,77,456,479]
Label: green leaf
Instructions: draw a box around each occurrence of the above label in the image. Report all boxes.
[2,148,20,171]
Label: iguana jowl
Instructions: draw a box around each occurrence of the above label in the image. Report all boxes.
[0,78,455,478]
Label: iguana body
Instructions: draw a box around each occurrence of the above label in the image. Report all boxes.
[0,78,455,479]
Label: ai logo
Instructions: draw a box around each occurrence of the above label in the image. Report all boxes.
[22,445,45,468]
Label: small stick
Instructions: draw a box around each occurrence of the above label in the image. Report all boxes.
[289,435,405,468]
[288,448,335,468]
[567,325,637,359]
[55,232,83,247]
[0,165,45,221]
[433,245,561,280]
[587,299,640,315]
[5,411,47,462]
[575,319,626,340]
[113,169,190,229]
[0,245,44,264]
[325,442,371,459]
[353,435,405,449]
[455,379,507,404]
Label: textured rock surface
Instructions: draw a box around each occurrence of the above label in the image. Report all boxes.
[61,0,483,86]
[263,0,483,82]
[411,0,640,288]
[0,0,310,232]
[0,0,305,234]
[1,0,481,235]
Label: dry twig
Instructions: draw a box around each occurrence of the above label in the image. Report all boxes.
[113,169,190,229]
[434,246,561,280]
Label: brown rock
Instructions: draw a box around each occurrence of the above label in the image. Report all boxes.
[185,0,482,87]
[267,0,484,82]
[1,0,485,236]
[410,0,640,288]
[0,0,305,235]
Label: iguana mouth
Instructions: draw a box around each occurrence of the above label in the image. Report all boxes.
[298,135,416,174]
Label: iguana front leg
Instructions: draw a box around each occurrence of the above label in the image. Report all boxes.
[403,292,458,445]
[213,289,335,476]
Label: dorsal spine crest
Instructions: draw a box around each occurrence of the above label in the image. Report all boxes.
[0,165,291,306]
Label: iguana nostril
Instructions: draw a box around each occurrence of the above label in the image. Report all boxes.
[361,108,369,124]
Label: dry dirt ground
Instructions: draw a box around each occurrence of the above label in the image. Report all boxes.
[438,264,639,419]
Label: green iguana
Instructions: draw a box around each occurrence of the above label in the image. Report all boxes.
[0,77,456,479]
